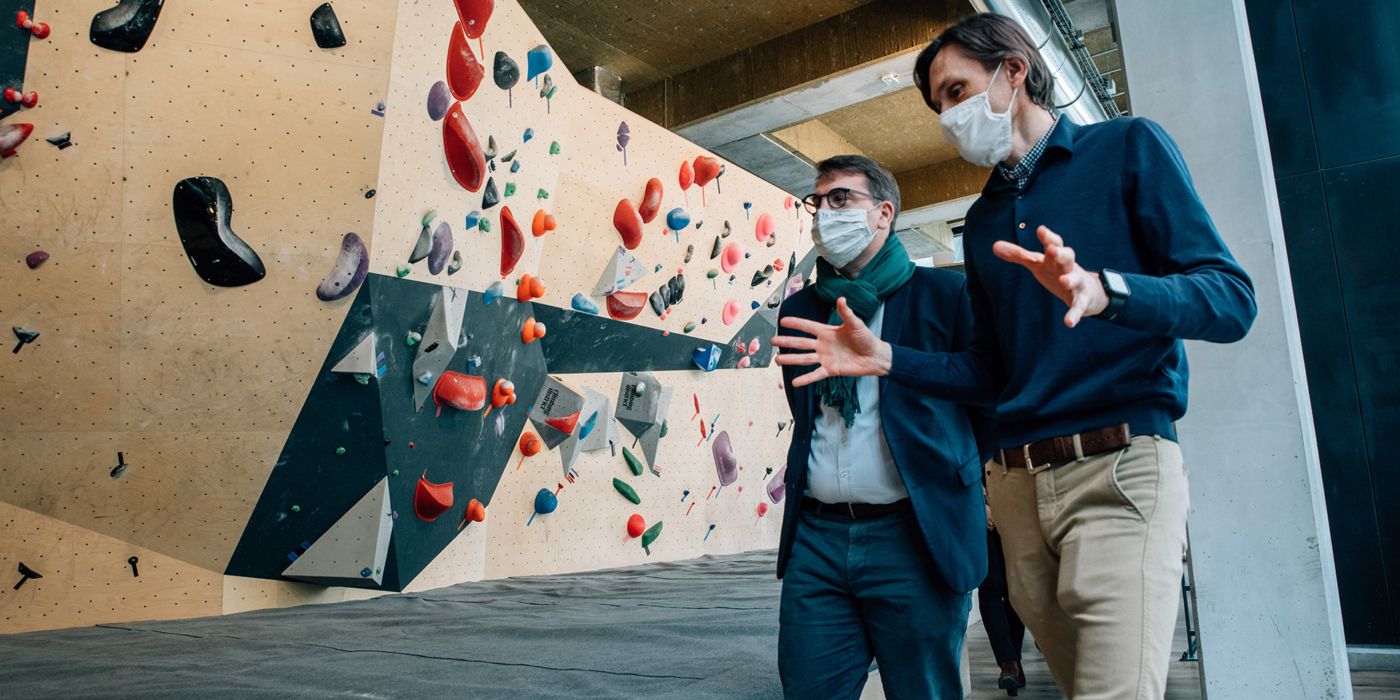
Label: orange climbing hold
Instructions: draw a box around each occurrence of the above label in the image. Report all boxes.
[414,470,455,522]
[484,378,516,416]
[432,371,487,412]
[639,178,664,224]
[516,273,546,302]
[531,209,557,237]
[613,199,643,250]
[458,498,487,530]
[519,432,543,456]
[521,317,547,344]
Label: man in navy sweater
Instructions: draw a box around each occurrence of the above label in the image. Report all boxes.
[774,155,992,699]
[772,14,1256,700]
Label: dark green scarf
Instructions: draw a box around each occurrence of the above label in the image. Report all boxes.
[811,233,915,427]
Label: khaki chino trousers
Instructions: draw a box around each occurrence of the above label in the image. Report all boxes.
[985,435,1189,700]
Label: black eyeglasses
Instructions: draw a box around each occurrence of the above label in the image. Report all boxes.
[802,188,882,214]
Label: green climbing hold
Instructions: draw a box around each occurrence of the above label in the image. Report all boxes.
[406,331,422,345]
[707,269,720,279]
[622,447,644,476]
[683,321,697,334]
[549,141,560,155]
[422,209,438,226]
[504,182,517,197]
[641,521,663,555]
[392,469,399,476]
[397,263,411,277]
[335,447,346,455]
[353,373,371,385]
[613,478,641,505]
[537,188,549,199]
[479,218,491,232]
[375,567,382,574]
[635,383,647,397]
[291,505,301,512]
[468,333,474,339]
[659,420,668,438]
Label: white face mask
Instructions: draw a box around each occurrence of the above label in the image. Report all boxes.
[939,62,1017,167]
[811,206,876,269]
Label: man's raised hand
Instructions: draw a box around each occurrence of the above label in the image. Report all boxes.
[771,297,892,387]
[992,225,1109,328]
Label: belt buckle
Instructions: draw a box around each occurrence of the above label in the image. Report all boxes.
[1024,445,1051,475]
[847,503,856,518]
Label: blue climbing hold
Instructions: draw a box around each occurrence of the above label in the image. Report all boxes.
[360,567,373,578]
[523,128,534,143]
[693,344,722,372]
[579,411,599,439]
[511,160,522,173]
[526,45,554,82]
[535,488,558,514]
[571,293,599,314]
[465,210,482,229]
[751,300,760,309]
[666,208,691,231]
[484,280,505,304]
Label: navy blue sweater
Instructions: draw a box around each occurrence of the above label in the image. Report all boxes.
[887,117,1257,448]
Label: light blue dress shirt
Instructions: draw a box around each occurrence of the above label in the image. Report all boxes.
[804,304,909,505]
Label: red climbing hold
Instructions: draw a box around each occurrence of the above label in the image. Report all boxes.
[0,122,33,159]
[516,273,546,302]
[446,22,485,101]
[613,199,643,250]
[531,209,557,237]
[443,102,486,192]
[519,432,543,456]
[465,498,486,522]
[453,0,494,39]
[546,411,580,435]
[605,291,647,320]
[693,156,721,188]
[639,178,664,224]
[433,371,487,412]
[500,206,524,276]
[627,513,646,539]
[415,471,455,522]
[755,212,775,242]
[679,160,694,191]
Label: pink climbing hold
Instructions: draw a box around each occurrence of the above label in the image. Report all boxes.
[748,338,759,355]
[721,241,744,273]
[736,356,751,369]
[722,299,742,326]
[754,212,775,242]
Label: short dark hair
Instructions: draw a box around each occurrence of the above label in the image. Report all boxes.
[815,155,901,232]
[913,13,1055,112]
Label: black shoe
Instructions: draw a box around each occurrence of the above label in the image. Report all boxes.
[998,661,1021,696]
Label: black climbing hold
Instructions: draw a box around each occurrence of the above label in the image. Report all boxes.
[751,265,773,287]
[501,149,516,163]
[710,236,722,259]
[481,177,500,209]
[448,250,463,275]
[408,225,433,263]
[721,221,732,238]
[364,189,376,198]
[309,3,346,49]
[13,562,41,590]
[46,132,73,150]
[668,274,685,304]
[128,556,140,577]
[715,164,726,194]
[684,245,694,263]
[649,291,666,317]
[172,176,266,287]
[111,452,128,479]
[11,327,38,354]
[484,135,497,159]
[493,51,520,90]
[90,0,166,53]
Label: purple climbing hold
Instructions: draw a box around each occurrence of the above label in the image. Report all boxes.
[427,221,453,275]
[712,431,738,486]
[25,251,49,269]
[316,232,369,301]
[427,81,452,121]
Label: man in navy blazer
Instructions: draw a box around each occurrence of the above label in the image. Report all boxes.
[772,155,990,699]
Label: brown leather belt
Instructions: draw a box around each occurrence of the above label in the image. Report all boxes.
[999,424,1131,470]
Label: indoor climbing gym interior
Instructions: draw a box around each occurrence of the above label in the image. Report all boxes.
[2,0,1398,698]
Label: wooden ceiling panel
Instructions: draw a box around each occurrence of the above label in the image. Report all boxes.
[815,86,961,173]
[520,0,876,87]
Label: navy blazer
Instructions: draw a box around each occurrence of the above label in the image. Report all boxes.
[775,267,991,594]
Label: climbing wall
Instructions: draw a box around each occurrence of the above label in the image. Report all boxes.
[1,0,811,634]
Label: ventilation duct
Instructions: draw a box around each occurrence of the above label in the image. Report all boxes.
[971,0,1114,124]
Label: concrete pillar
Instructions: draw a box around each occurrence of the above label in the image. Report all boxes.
[1114,1,1352,698]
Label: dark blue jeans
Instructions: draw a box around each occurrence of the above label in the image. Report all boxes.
[778,507,971,700]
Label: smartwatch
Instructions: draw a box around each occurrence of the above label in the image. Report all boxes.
[1098,269,1130,320]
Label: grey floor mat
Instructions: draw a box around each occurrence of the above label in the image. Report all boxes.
[1,550,784,700]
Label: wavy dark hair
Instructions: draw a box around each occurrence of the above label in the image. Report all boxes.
[913,13,1055,112]
[815,155,901,233]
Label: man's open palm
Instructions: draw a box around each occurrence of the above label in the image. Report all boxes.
[771,297,890,387]
[992,226,1108,327]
